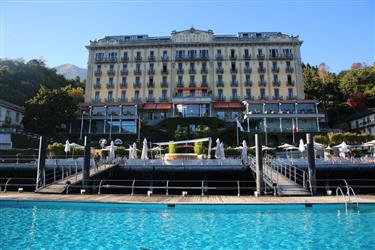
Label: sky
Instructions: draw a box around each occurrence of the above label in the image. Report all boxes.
[1,0,374,73]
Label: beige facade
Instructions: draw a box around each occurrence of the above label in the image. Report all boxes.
[85,28,304,120]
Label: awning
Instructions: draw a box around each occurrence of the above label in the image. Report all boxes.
[213,102,242,109]
[142,103,172,110]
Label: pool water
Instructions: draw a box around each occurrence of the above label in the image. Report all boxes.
[1,201,374,249]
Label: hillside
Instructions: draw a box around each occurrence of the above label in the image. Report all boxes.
[54,64,87,81]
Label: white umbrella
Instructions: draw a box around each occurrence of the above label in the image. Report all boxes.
[64,140,71,153]
[278,143,294,149]
[220,142,225,159]
[334,141,349,148]
[339,146,350,153]
[285,146,299,151]
[132,142,138,159]
[215,138,221,159]
[249,145,275,151]
[69,142,83,148]
[128,145,134,159]
[141,138,149,160]
[298,139,305,152]
[109,141,115,159]
[326,145,332,150]
[241,140,248,162]
[99,138,107,149]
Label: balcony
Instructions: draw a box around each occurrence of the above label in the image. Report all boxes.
[148,68,155,75]
[175,55,185,61]
[230,80,238,87]
[134,69,142,75]
[287,80,295,86]
[201,67,208,74]
[121,56,129,62]
[105,98,115,103]
[161,69,169,74]
[189,83,196,88]
[216,67,224,74]
[257,54,265,60]
[269,54,294,60]
[244,67,252,73]
[91,98,101,103]
[271,67,280,73]
[120,82,128,88]
[285,67,294,73]
[177,68,184,74]
[229,54,237,60]
[107,57,117,63]
[201,82,208,88]
[244,95,254,100]
[230,96,240,102]
[258,67,266,73]
[258,95,268,100]
[107,69,116,76]
[243,54,251,60]
[120,69,128,75]
[134,56,142,62]
[106,83,115,89]
[161,55,169,61]
[93,84,101,89]
[215,96,226,102]
[244,80,253,87]
[148,55,155,61]
[272,80,281,86]
[176,83,184,88]
[189,68,196,74]
[287,95,297,100]
[95,57,106,63]
[94,70,102,76]
[216,81,224,87]
[132,97,142,103]
[258,80,267,86]
[230,68,238,74]
[159,97,169,102]
[118,97,128,102]
[147,82,155,88]
[216,54,223,60]
[272,96,283,100]
[161,82,168,88]
[133,83,141,88]
[146,96,156,103]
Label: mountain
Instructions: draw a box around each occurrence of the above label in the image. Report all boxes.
[54,64,87,80]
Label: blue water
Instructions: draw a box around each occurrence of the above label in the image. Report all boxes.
[1,201,375,250]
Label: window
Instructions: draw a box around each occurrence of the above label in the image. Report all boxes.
[136,51,141,57]
[260,89,266,99]
[109,64,114,70]
[162,76,167,84]
[189,90,195,97]
[108,52,117,60]
[246,75,251,81]
[218,75,223,83]
[202,62,207,69]
[122,77,127,84]
[230,49,235,56]
[149,77,154,84]
[109,78,113,84]
[217,49,222,55]
[258,49,263,55]
[232,89,237,97]
[135,76,140,84]
[177,90,183,97]
[162,89,167,99]
[272,62,277,68]
[232,75,237,82]
[96,65,101,70]
[123,51,128,57]
[202,90,208,96]
[286,61,291,67]
[163,50,167,56]
[178,76,183,84]
[121,91,126,101]
[96,78,100,84]
[218,89,223,98]
[150,51,154,56]
[178,63,183,70]
[163,63,167,70]
[231,62,236,70]
[246,89,251,99]
[148,90,154,97]
[190,62,195,70]
[136,64,141,70]
[190,75,195,84]
[245,61,250,67]
[273,75,278,81]
[95,92,100,101]
[134,90,140,99]
[217,62,222,68]
[288,88,294,99]
[287,75,292,82]
[122,64,127,70]
[260,75,264,81]
[150,63,154,70]
[259,62,264,68]
[269,49,278,57]
[244,49,249,56]
[274,89,279,98]
[202,75,207,84]
[108,91,113,101]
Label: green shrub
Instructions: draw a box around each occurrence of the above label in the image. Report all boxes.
[71,146,84,158]
[328,132,374,144]
[351,148,363,157]
[116,146,127,157]
[169,144,176,154]
[194,141,206,155]
[314,135,329,145]
[48,143,65,157]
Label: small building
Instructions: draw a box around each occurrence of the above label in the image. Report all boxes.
[0,99,25,149]
[347,108,375,135]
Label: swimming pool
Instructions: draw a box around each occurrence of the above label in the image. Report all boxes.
[1,201,374,249]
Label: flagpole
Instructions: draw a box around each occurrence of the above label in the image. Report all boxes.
[292,118,295,144]
[236,120,239,146]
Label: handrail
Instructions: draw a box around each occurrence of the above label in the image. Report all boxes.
[343,179,359,208]
[348,187,359,207]
[3,178,12,192]
[336,187,348,211]
[98,179,104,194]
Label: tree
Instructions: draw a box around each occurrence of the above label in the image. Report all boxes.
[22,85,80,135]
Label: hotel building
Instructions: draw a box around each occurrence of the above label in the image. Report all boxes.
[81,28,323,135]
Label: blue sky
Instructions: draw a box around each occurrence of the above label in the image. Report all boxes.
[1,0,374,73]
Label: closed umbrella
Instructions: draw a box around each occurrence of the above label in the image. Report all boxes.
[109,141,115,159]
[298,139,305,152]
[215,138,221,159]
[241,140,248,163]
[132,142,138,159]
[220,142,225,159]
[64,140,71,158]
[141,138,149,160]
[128,145,134,159]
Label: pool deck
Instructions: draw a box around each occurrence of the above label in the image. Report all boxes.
[1,192,375,205]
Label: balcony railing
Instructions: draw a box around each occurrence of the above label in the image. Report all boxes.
[120,82,128,88]
[201,82,208,88]
[244,80,253,87]
[175,55,185,61]
[269,54,294,60]
[201,68,208,74]
[189,83,196,88]
[161,69,169,74]
[134,69,142,75]
[133,83,141,88]
[159,97,169,102]
[176,83,184,88]
[230,68,238,74]
[148,55,155,61]
[189,68,196,74]
[258,80,267,86]
[215,96,226,102]
[229,54,237,60]
[107,69,116,76]
[244,67,252,73]
[95,57,106,63]
[161,82,168,88]
[272,80,281,86]
[230,96,240,101]
[146,96,156,103]
[177,68,184,74]
[230,81,238,87]
[257,54,265,60]
[132,97,142,103]
[272,96,283,100]
[106,83,115,89]
[121,56,129,62]
[107,57,117,63]
[216,54,223,60]
[258,67,266,73]
[244,96,254,100]
[148,69,155,75]
[271,67,280,73]
[243,54,251,60]
[287,95,297,100]
[134,56,142,62]
[285,67,294,73]
[93,84,101,89]
[258,95,268,100]
[161,55,169,61]
[105,98,115,103]
[120,69,128,75]
[94,70,102,76]
[216,81,224,87]
[118,97,128,102]
[91,98,101,103]
[147,82,155,88]
[287,80,295,86]
[216,67,224,74]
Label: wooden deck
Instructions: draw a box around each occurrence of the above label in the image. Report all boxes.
[36,164,117,194]
[1,192,375,205]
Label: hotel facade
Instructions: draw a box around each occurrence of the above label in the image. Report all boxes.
[81,28,323,135]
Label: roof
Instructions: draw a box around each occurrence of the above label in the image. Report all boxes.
[0,99,25,113]
[346,108,375,121]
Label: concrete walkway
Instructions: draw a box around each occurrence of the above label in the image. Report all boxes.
[1,192,375,205]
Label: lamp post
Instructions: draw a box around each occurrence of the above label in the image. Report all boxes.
[242,101,250,144]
